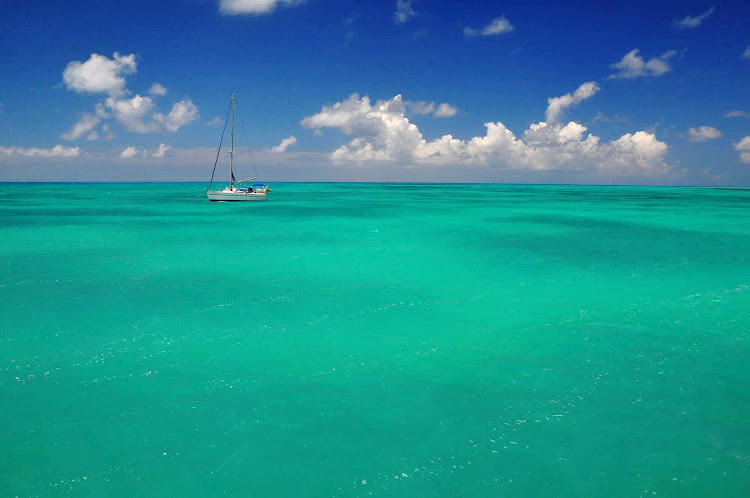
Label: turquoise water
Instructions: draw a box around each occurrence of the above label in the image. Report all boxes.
[1,183,748,496]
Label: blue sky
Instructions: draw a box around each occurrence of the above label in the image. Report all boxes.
[1,0,748,184]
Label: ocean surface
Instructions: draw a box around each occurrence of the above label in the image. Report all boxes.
[1,182,748,496]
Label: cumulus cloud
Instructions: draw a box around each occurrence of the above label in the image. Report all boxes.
[105,95,157,133]
[207,116,224,127]
[545,82,599,124]
[149,83,167,96]
[724,110,749,118]
[735,136,750,164]
[120,146,138,158]
[219,0,302,15]
[300,91,669,176]
[406,100,459,118]
[62,52,136,96]
[674,7,714,29]
[0,145,81,157]
[270,135,298,152]
[464,16,514,37]
[104,95,198,133]
[609,49,677,79]
[152,144,170,158]
[62,53,199,137]
[688,126,721,142]
[158,100,200,132]
[394,0,416,24]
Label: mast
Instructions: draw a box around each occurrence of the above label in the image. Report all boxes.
[230,92,235,188]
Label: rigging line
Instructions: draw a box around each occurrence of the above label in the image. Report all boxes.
[236,97,260,181]
[208,100,233,191]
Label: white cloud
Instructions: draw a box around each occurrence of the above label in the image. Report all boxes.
[62,54,199,137]
[688,126,721,142]
[406,100,459,118]
[300,92,669,176]
[600,131,669,174]
[219,0,302,15]
[105,95,157,133]
[744,46,750,59]
[61,112,101,140]
[735,136,750,164]
[407,101,435,115]
[104,96,198,133]
[158,100,200,132]
[62,52,136,96]
[545,82,599,124]
[120,146,138,158]
[61,103,108,141]
[152,144,171,158]
[609,49,677,79]
[207,116,224,127]
[270,135,298,152]
[394,0,416,24]
[0,145,81,157]
[723,110,749,118]
[674,7,714,29]
[464,16,514,37]
[149,83,167,96]
[434,103,458,118]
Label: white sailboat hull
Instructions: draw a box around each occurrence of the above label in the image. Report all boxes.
[207,189,268,202]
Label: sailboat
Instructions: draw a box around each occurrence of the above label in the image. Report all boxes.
[206,93,270,202]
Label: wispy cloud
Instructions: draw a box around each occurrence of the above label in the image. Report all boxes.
[688,126,721,142]
[674,7,714,29]
[406,100,459,118]
[464,17,514,37]
[149,83,167,96]
[394,0,416,24]
[609,49,677,79]
[207,117,224,127]
[118,145,173,159]
[723,110,749,118]
[592,111,629,124]
[546,82,599,124]
[343,11,360,45]
[219,0,303,15]
[61,104,108,140]
[270,135,298,152]
[0,145,81,157]
[743,46,750,59]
